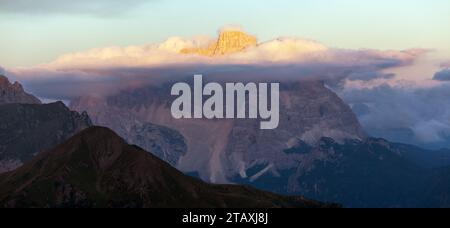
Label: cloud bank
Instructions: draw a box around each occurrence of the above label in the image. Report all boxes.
[9,32,426,100]
[41,34,423,71]
[7,28,449,148]
[340,82,450,148]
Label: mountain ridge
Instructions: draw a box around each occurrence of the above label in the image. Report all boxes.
[0,126,334,208]
[0,102,92,173]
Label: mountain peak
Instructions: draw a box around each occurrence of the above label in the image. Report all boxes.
[180,29,257,56]
[0,75,41,105]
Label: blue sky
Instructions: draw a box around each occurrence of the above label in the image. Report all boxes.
[1,0,449,67]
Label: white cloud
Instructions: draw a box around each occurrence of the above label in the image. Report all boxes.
[229,38,329,63]
[40,33,424,71]
[340,82,450,148]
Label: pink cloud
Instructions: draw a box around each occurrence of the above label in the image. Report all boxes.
[37,30,425,71]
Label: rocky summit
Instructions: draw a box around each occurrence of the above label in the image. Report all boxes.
[0,75,41,105]
[180,30,257,56]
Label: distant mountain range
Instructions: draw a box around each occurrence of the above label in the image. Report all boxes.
[0,74,331,208]
[0,127,332,208]
[2,59,450,208]
[232,137,450,207]
[70,74,450,207]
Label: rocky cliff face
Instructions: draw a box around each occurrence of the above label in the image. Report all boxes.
[180,30,257,56]
[70,80,366,183]
[0,102,92,173]
[0,127,333,208]
[0,75,41,105]
[233,137,432,208]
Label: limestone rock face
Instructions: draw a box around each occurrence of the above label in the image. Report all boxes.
[0,75,41,105]
[181,30,257,56]
[70,80,367,183]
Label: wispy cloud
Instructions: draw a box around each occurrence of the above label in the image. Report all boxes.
[0,0,149,16]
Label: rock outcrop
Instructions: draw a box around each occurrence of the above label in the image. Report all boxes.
[0,75,41,105]
[180,30,257,56]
